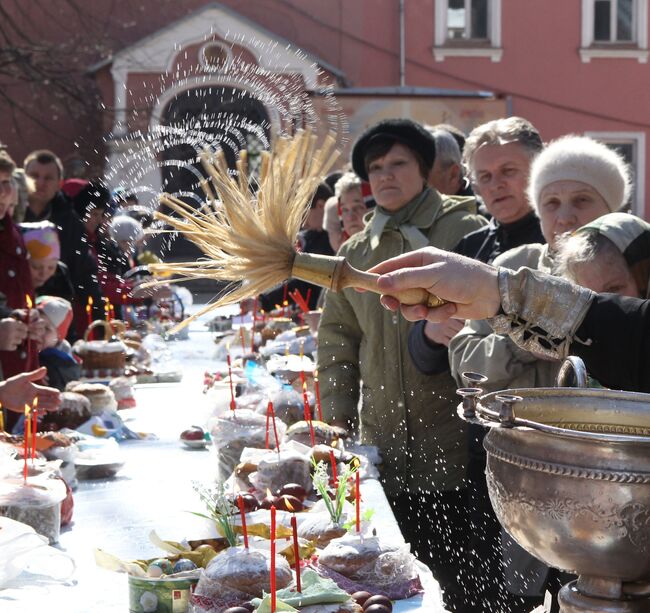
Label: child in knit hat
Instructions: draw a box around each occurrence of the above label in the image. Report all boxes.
[36,295,81,390]
[20,221,61,288]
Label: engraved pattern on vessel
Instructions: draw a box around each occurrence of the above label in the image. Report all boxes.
[486,468,650,553]
[484,437,650,484]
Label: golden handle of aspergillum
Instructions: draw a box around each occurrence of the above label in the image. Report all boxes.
[290,252,448,308]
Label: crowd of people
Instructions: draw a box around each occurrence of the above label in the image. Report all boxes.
[282,116,645,613]
[2,114,648,612]
[0,145,161,431]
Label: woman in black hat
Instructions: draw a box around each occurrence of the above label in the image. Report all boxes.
[317,118,486,610]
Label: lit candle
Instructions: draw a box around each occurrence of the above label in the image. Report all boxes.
[329,449,338,486]
[290,513,302,593]
[104,299,110,322]
[305,288,312,309]
[86,296,93,331]
[314,370,323,421]
[302,381,315,447]
[270,504,277,612]
[237,495,249,549]
[23,404,30,482]
[31,398,38,462]
[355,470,361,533]
[226,345,236,411]
[24,294,32,358]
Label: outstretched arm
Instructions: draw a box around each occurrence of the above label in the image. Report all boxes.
[0,368,61,412]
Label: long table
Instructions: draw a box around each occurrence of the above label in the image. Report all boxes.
[0,319,446,612]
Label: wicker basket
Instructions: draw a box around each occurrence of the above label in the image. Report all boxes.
[79,320,127,377]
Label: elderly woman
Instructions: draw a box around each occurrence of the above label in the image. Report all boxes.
[317,118,485,609]
[555,211,650,298]
[448,135,631,611]
[334,171,367,240]
[450,135,631,391]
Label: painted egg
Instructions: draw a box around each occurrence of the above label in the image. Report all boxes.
[363,606,391,613]
[274,494,304,512]
[172,558,197,573]
[363,595,393,611]
[147,558,173,576]
[352,591,372,605]
[277,483,307,500]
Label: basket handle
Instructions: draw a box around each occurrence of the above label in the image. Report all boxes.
[84,320,113,341]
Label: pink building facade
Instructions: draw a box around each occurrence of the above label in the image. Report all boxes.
[2,0,648,216]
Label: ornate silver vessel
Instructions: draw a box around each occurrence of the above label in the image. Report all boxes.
[458,362,650,612]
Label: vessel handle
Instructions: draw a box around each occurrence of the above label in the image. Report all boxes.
[556,356,588,388]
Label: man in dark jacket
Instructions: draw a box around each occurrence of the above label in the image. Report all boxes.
[408,117,546,613]
[23,150,104,333]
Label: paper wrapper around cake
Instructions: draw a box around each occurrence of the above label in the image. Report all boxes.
[190,546,292,612]
[210,409,287,482]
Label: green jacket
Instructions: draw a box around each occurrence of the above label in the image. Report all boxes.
[317,188,486,497]
[449,243,562,393]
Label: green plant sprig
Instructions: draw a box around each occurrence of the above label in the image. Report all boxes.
[311,458,358,526]
[191,481,238,547]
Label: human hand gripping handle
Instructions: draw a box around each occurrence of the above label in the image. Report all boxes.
[367,247,502,323]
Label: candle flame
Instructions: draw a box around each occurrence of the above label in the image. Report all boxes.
[87,296,93,307]
[331,438,338,449]
[24,403,30,416]
[25,294,32,309]
[32,397,38,409]
[266,488,273,499]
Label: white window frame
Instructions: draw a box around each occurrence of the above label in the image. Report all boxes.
[585,131,646,217]
[580,0,649,62]
[433,0,503,62]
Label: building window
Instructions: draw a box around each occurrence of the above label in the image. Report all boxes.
[434,0,503,61]
[585,131,646,216]
[581,0,648,61]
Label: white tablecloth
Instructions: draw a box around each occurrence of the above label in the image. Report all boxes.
[0,320,446,612]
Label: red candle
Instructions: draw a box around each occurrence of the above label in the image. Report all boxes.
[251,297,257,352]
[239,326,246,354]
[86,296,93,331]
[314,371,323,421]
[290,514,302,593]
[268,401,280,453]
[226,347,236,411]
[237,495,249,549]
[265,401,271,449]
[302,382,315,446]
[270,504,277,612]
[329,450,338,486]
[31,399,38,462]
[23,404,30,482]
[24,295,32,358]
[305,288,312,309]
[355,470,361,533]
